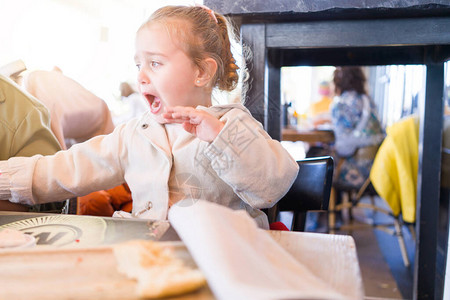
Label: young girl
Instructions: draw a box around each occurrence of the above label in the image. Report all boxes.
[0,5,298,229]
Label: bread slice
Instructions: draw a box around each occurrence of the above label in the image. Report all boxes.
[113,240,206,298]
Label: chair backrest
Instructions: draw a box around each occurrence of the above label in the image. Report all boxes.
[268,156,334,231]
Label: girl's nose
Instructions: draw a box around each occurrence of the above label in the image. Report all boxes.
[137,69,150,85]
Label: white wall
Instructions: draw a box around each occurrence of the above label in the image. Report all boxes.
[0,0,200,107]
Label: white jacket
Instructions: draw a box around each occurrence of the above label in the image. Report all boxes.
[0,104,298,228]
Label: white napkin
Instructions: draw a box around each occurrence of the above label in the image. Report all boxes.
[168,200,350,300]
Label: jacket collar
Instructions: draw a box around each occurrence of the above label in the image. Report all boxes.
[138,112,172,162]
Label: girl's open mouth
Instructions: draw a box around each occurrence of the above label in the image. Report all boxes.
[145,94,162,114]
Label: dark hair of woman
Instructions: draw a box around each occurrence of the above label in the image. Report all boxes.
[333,66,366,96]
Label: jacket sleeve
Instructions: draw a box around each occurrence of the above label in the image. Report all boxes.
[0,124,129,206]
[203,109,299,209]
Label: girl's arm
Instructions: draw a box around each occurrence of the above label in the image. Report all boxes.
[203,108,298,209]
[162,105,298,209]
[0,124,129,206]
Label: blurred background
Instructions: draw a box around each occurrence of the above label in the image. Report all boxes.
[281,65,430,130]
[0,0,201,116]
[1,0,448,128]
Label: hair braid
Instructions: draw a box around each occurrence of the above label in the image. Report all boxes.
[215,14,239,91]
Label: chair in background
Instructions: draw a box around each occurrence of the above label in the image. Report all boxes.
[328,175,412,267]
[268,156,334,231]
[328,116,418,268]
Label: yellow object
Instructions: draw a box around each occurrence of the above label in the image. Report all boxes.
[369,116,419,223]
[309,96,332,118]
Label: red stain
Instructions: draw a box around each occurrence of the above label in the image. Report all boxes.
[76,257,83,263]
[75,239,80,243]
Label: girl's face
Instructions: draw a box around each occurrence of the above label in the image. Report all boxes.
[135,22,209,122]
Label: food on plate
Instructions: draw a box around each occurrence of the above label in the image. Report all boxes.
[0,228,36,249]
[113,240,206,298]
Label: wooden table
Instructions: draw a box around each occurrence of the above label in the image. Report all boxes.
[282,127,335,144]
[0,212,364,299]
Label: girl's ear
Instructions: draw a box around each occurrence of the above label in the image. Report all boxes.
[195,58,217,87]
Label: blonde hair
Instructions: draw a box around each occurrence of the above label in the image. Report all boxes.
[139,5,241,92]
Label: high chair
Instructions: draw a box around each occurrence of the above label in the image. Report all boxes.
[268,156,334,231]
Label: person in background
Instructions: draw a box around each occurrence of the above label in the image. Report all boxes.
[0,5,298,228]
[309,81,333,128]
[18,67,131,216]
[2,61,132,217]
[305,80,334,159]
[331,66,385,190]
[21,67,115,149]
[0,74,64,213]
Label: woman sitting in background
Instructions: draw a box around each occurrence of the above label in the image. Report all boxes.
[331,66,385,190]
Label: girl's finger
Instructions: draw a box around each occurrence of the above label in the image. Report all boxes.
[163,118,186,124]
[162,111,190,120]
[166,106,194,114]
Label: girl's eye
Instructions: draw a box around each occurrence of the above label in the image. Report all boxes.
[151,61,160,68]
[136,64,141,71]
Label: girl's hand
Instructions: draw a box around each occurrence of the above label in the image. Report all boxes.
[162,106,224,142]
